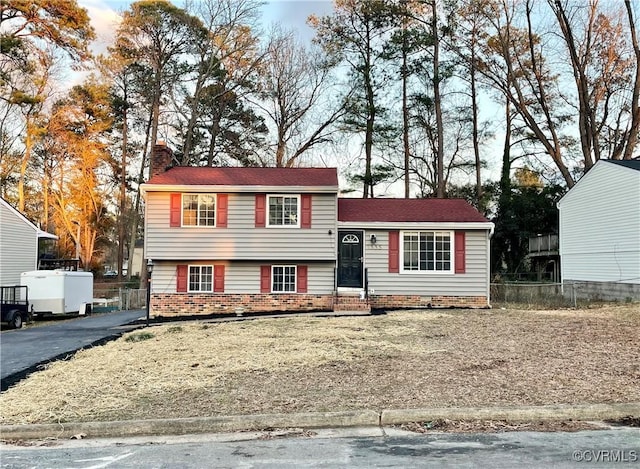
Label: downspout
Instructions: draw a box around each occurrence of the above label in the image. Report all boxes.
[487,224,495,308]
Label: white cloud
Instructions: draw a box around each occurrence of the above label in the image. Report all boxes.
[261,0,334,42]
[78,0,124,54]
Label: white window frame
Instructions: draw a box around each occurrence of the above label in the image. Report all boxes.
[272,265,297,293]
[182,193,217,227]
[188,265,213,292]
[266,194,300,228]
[400,230,454,274]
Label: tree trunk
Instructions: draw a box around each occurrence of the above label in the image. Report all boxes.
[182,67,208,164]
[500,100,512,196]
[127,113,153,281]
[363,24,375,199]
[470,38,483,209]
[148,76,162,179]
[551,0,596,169]
[402,6,411,198]
[624,0,640,160]
[206,104,223,166]
[117,106,128,282]
[432,0,445,198]
[18,118,33,212]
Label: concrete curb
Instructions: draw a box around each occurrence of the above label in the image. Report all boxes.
[381,402,640,425]
[1,403,638,441]
[0,411,380,440]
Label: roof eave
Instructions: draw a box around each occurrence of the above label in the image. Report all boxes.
[141,184,339,195]
[337,221,494,230]
[2,198,57,238]
[37,230,58,240]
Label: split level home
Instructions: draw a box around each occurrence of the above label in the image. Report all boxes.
[141,143,494,316]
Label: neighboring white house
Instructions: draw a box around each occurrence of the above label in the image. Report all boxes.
[0,197,58,286]
[124,239,143,277]
[557,159,640,300]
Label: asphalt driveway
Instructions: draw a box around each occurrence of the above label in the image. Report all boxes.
[0,310,144,391]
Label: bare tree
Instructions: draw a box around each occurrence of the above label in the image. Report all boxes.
[550,0,637,165]
[251,27,346,167]
[180,0,263,164]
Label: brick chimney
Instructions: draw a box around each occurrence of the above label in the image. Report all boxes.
[150,141,174,180]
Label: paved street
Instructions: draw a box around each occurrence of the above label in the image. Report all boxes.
[1,427,638,468]
[0,310,144,390]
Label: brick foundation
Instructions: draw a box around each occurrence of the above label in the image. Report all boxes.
[370,294,489,309]
[151,293,333,316]
[151,293,490,316]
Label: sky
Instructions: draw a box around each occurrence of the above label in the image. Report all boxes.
[78,0,335,53]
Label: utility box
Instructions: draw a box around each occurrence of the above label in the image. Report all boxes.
[20,270,93,316]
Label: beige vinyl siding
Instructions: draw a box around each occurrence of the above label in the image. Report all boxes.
[0,202,38,285]
[363,229,490,296]
[151,260,335,295]
[145,192,337,261]
[559,163,640,284]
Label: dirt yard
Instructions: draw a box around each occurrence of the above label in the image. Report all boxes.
[0,304,638,425]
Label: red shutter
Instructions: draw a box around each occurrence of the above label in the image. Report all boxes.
[297,265,308,293]
[301,194,312,228]
[170,193,182,227]
[260,265,271,293]
[176,264,188,292]
[217,194,228,228]
[388,231,399,273]
[255,194,266,227]
[214,265,225,292]
[455,231,466,274]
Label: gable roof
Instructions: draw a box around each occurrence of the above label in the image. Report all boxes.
[338,198,489,223]
[0,197,58,239]
[145,166,339,188]
[604,159,640,171]
[558,158,640,208]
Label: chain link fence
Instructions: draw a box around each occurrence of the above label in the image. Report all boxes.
[491,281,640,308]
[491,282,571,308]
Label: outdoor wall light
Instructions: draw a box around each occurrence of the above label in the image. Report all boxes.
[370,234,377,245]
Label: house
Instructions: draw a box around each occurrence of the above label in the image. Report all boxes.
[557,159,640,301]
[141,143,494,316]
[122,239,144,277]
[0,197,58,286]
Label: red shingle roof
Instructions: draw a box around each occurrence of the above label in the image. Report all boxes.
[146,166,339,187]
[338,198,489,223]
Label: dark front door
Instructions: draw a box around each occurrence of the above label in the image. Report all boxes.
[337,230,363,288]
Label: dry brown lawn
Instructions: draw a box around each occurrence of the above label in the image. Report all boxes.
[1,304,638,425]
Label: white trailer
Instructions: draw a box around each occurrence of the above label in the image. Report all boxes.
[20,270,93,316]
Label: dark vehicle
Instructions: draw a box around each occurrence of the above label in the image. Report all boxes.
[1,286,29,329]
